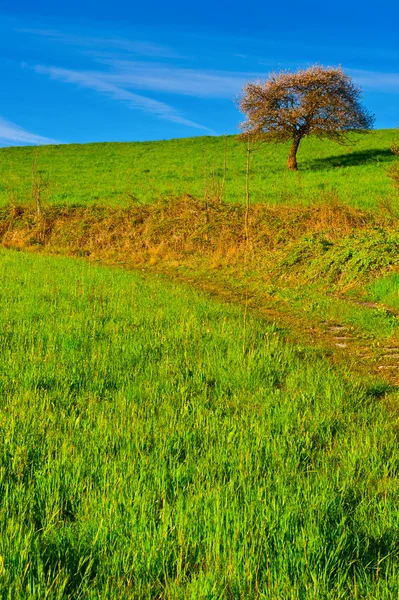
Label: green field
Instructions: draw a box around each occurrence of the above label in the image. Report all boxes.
[1,249,399,599]
[1,129,399,598]
[0,129,396,208]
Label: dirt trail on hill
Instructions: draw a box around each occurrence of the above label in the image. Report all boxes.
[1,199,399,388]
[2,238,398,386]
[143,266,399,388]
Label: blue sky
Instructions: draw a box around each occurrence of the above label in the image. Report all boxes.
[1,0,399,146]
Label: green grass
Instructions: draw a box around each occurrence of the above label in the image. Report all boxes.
[275,284,399,340]
[368,273,399,311]
[2,249,399,598]
[0,129,396,209]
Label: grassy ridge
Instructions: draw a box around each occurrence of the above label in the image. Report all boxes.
[0,129,396,208]
[1,249,399,598]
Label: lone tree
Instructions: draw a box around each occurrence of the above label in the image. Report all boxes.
[238,65,374,171]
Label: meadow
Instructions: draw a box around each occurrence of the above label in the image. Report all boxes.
[1,129,399,598]
[1,249,399,599]
[0,129,397,209]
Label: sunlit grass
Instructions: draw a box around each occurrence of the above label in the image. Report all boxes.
[1,249,399,598]
[0,129,396,209]
[368,273,399,311]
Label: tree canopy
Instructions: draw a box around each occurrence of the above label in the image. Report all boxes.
[238,65,375,170]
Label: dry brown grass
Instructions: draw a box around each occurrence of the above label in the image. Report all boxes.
[0,195,380,268]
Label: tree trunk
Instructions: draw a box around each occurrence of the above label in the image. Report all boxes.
[288,136,301,171]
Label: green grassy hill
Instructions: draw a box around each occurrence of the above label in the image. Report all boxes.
[0,129,396,208]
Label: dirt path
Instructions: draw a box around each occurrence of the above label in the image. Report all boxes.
[2,200,399,389]
[142,264,399,388]
[2,231,398,387]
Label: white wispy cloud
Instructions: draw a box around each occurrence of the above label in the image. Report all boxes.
[0,117,58,146]
[34,65,214,131]
[20,27,255,99]
[17,28,186,59]
[95,60,253,98]
[21,27,259,133]
[348,68,399,93]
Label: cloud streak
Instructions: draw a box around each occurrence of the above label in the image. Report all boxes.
[17,28,186,59]
[96,60,253,98]
[20,27,256,134]
[348,68,399,93]
[0,117,58,146]
[34,65,215,132]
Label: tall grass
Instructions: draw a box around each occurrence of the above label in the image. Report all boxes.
[0,249,399,598]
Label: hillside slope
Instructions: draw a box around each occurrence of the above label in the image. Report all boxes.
[0,129,396,208]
